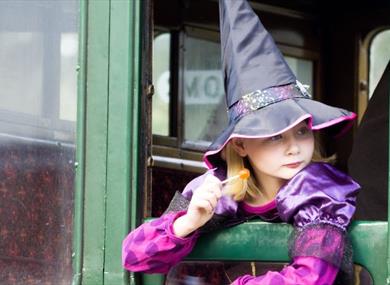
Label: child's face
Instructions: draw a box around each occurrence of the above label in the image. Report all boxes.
[233,121,314,185]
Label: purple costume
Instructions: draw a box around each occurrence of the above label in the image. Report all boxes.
[122,162,359,284]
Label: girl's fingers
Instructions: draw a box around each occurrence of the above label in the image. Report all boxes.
[193,199,214,213]
[189,175,223,215]
[196,190,219,208]
[199,180,222,198]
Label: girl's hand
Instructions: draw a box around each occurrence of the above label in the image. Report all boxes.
[173,175,222,238]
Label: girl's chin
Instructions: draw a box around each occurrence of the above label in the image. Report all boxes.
[279,167,304,179]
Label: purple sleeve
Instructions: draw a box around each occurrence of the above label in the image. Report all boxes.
[122,211,199,274]
[276,162,359,230]
[276,162,359,271]
[232,256,338,285]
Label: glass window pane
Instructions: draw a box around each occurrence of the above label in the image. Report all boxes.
[0,31,44,115]
[0,1,78,283]
[60,33,78,122]
[369,30,390,98]
[183,36,227,146]
[153,33,170,136]
[285,56,314,96]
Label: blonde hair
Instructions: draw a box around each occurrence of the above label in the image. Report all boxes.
[223,133,334,201]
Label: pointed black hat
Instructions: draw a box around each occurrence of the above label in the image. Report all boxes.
[203,0,356,169]
[220,0,295,108]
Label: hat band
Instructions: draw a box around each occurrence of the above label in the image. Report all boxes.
[229,82,312,122]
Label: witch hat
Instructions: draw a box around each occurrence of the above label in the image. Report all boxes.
[203,0,356,169]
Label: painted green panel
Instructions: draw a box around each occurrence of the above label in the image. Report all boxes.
[188,221,292,261]
[349,221,387,284]
[143,220,387,284]
[142,274,165,285]
[82,0,110,284]
[72,0,87,283]
[104,0,141,284]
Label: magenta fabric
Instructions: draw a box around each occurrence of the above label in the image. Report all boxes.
[122,211,199,273]
[276,163,359,230]
[290,224,345,268]
[231,256,338,285]
[122,162,359,283]
[240,199,276,214]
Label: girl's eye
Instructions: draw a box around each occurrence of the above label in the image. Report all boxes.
[297,127,310,136]
[269,134,282,141]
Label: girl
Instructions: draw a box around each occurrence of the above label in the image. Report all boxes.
[122,0,359,284]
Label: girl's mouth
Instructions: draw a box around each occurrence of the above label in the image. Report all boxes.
[284,162,302,168]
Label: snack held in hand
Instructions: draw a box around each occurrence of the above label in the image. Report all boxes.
[221,168,250,185]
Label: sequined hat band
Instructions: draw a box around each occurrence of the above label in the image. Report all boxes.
[229,81,312,122]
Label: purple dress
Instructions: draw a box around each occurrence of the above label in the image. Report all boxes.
[122,162,359,284]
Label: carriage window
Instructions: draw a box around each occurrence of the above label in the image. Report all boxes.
[0,1,78,283]
[153,32,170,136]
[285,56,314,94]
[152,28,315,150]
[183,35,227,148]
[369,29,390,98]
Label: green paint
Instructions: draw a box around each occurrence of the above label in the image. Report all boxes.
[103,0,141,284]
[142,274,165,285]
[81,1,110,284]
[350,221,387,284]
[73,0,142,284]
[72,0,87,283]
[188,221,292,261]
[143,220,387,284]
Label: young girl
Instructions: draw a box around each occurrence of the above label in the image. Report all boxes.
[122,0,359,284]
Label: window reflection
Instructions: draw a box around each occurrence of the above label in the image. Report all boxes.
[153,33,171,136]
[0,1,78,283]
[60,33,78,122]
[285,56,314,96]
[183,36,227,146]
[0,32,44,116]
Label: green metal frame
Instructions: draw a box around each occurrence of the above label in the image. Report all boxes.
[143,221,388,284]
[73,0,142,284]
[72,0,87,283]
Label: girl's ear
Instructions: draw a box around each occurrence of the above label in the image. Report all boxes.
[230,138,247,157]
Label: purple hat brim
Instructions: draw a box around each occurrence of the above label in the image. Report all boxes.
[203,98,356,169]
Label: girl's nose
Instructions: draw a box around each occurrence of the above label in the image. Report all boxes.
[286,139,300,155]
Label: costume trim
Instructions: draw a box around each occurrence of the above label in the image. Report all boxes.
[229,82,311,122]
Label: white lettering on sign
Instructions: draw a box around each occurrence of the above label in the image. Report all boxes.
[184,70,224,105]
[156,71,170,103]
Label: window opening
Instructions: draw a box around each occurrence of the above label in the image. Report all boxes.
[152,28,315,152]
[369,29,390,98]
[153,32,171,136]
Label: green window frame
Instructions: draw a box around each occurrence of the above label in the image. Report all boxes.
[73,1,147,284]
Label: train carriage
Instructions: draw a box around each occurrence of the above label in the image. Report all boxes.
[0,0,389,284]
